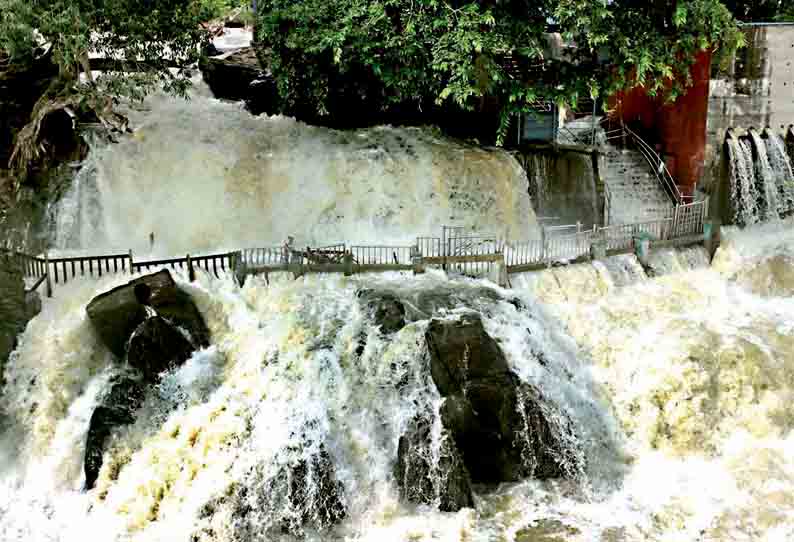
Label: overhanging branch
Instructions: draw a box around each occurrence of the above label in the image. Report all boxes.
[87,58,188,73]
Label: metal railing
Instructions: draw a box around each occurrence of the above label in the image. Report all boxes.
[504,199,708,270]
[12,200,710,296]
[604,124,691,205]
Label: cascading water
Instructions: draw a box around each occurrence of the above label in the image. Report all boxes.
[726,131,794,225]
[726,138,758,226]
[749,131,780,220]
[765,133,794,211]
[521,151,600,229]
[4,83,794,541]
[50,82,536,255]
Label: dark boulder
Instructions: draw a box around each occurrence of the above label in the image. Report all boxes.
[426,313,580,483]
[395,415,474,512]
[84,375,145,489]
[199,47,277,111]
[232,446,346,538]
[127,316,196,382]
[86,270,209,358]
[357,289,406,334]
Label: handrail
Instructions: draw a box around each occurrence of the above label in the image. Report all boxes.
[604,124,690,205]
[12,201,710,297]
[623,126,690,205]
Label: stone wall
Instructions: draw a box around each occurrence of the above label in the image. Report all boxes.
[0,253,40,391]
[705,24,794,194]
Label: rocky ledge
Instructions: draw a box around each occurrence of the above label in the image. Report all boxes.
[83,270,209,489]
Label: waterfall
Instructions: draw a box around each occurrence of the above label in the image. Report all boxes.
[48,81,536,255]
[5,81,794,542]
[520,151,599,228]
[765,133,794,211]
[726,131,794,226]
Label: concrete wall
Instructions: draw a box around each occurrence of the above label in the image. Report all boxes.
[704,24,794,194]
[516,149,601,229]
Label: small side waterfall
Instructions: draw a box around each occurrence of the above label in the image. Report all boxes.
[520,151,599,228]
[725,130,794,225]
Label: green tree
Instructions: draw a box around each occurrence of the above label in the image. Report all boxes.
[255,0,743,143]
[0,0,214,174]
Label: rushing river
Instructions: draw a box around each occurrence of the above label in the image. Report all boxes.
[3,85,794,541]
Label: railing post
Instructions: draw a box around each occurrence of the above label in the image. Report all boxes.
[497,254,508,288]
[343,251,353,276]
[187,254,195,282]
[411,245,425,275]
[44,251,52,298]
[128,249,134,274]
[441,226,447,271]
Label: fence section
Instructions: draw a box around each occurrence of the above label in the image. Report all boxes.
[49,254,131,284]
[673,200,709,237]
[504,200,707,270]
[351,246,413,266]
[12,199,710,296]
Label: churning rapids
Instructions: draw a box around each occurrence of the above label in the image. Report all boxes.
[3,85,794,542]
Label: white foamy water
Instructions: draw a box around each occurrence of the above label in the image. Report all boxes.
[726,131,794,226]
[2,221,794,541]
[7,78,794,541]
[51,82,536,255]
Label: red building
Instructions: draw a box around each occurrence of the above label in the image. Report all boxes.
[609,50,713,197]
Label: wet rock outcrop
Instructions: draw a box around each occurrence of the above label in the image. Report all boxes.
[425,313,579,483]
[86,269,209,358]
[199,47,277,113]
[0,253,41,390]
[83,374,145,489]
[127,316,196,382]
[357,289,406,334]
[232,445,347,538]
[395,415,474,511]
[83,270,209,489]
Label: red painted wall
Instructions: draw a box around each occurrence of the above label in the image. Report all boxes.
[609,50,712,196]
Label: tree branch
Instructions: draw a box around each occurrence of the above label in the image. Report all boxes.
[86,58,189,73]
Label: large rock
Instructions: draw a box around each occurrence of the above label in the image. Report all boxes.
[199,47,277,111]
[395,415,474,512]
[357,289,406,334]
[127,316,196,382]
[426,313,580,483]
[86,270,209,358]
[84,375,145,489]
[232,445,347,538]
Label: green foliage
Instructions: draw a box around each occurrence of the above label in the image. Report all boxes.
[0,0,211,103]
[256,0,744,143]
[775,5,794,21]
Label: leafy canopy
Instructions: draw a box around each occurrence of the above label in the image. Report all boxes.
[0,0,214,102]
[256,0,744,143]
